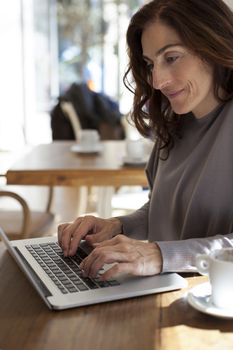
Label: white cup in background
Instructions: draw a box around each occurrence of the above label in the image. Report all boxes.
[78,129,100,150]
[126,139,145,160]
[196,248,233,309]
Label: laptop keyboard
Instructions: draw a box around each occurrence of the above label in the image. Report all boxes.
[25,242,120,294]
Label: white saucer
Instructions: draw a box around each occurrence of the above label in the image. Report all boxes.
[70,144,103,154]
[187,282,233,319]
[122,156,148,166]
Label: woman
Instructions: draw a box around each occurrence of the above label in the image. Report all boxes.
[58,0,233,280]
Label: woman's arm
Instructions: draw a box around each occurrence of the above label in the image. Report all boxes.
[118,201,150,240]
[157,232,233,273]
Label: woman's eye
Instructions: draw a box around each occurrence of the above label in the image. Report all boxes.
[166,56,179,64]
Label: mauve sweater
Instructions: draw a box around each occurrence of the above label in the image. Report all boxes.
[119,99,233,273]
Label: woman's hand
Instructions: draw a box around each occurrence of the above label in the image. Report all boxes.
[80,235,163,280]
[58,215,122,256]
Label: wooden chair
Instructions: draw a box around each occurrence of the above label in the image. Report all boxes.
[0,187,55,240]
[60,101,89,215]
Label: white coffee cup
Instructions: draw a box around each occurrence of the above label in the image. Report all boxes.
[126,139,144,160]
[196,248,233,309]
[78,129,100,151]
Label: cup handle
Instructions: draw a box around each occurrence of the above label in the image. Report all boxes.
[195,254,210,275]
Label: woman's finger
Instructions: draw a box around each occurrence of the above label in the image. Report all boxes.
[57,223,70,246]
[81,245,138,277]
[91,234,132,249]
[68,217,97,255]
[63,215,102,256]
[100,262,141,280]
[59,217,83,255]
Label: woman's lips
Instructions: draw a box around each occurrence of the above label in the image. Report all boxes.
[165,89,185,99]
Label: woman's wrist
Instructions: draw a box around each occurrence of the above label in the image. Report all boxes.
[109,217,123,235]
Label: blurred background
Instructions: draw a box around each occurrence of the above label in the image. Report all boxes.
[0,0,149,237]
[0,0,145,151]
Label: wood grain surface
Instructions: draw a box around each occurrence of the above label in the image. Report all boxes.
[1,243,233,350]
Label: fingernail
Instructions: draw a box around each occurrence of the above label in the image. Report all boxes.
[82,270,87,277]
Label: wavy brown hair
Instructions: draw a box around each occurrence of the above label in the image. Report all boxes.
[123,0,233,156]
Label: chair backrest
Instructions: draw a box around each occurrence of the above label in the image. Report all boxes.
[60,101,81,140]
[0,187,54,239]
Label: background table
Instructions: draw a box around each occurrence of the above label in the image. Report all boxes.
[1,243,233,350]
[6,141,148,217]
[6,141,148,187]
[0,149,27,178]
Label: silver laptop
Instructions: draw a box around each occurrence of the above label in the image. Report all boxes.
[0,228,187,310]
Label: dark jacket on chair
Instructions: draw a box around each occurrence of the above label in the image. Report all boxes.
[50,83,125,140]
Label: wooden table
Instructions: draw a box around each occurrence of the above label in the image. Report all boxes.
[6,141,148,187]
[0,149,27,178]
[6,141,148,217]
[1,243,233,350]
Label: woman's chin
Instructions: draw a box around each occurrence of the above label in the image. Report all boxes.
[171,104,191,115]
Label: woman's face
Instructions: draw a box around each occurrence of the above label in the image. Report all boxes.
[141,20,219,118]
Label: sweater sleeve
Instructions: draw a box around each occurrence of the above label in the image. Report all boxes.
[118,201,150,240]
[157,232,233,273]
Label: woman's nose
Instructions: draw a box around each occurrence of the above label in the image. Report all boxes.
[152,68,171,90]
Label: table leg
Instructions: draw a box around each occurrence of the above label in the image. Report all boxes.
[52,186,88,221]
[96,187,115,218]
